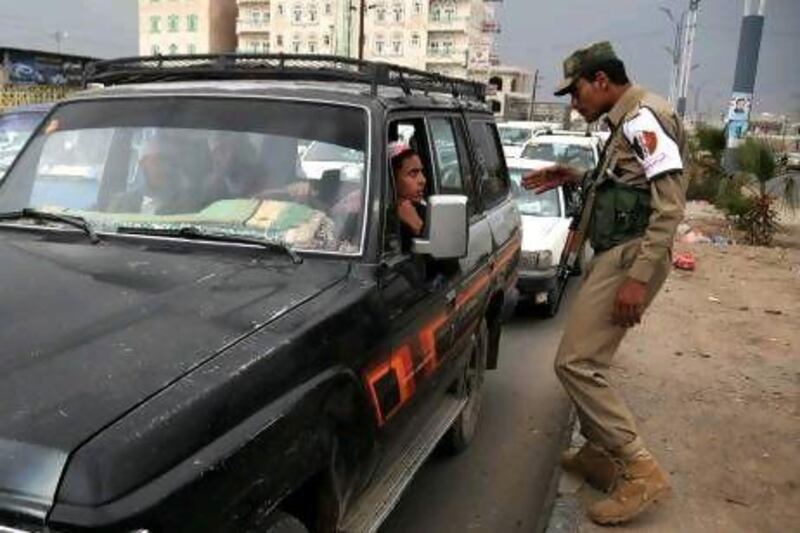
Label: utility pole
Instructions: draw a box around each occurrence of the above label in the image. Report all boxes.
[528,69,539,121]
[358,0,366,61]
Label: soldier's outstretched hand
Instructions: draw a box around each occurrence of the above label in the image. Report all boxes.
[521,164,582,194]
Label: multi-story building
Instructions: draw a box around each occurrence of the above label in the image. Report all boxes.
[234,0,501,80]
[139,0,238,56]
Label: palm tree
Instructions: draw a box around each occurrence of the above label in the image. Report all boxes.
[736,138,797,245]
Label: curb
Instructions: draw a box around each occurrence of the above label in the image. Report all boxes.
[542,413,584,533]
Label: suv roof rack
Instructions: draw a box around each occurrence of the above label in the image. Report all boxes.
[83,54,486,102]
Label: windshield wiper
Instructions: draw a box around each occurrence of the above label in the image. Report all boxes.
[116,225,303,264]
[0,208,100,244]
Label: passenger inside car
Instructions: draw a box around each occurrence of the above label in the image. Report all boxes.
[390,142,427,250]
[204,131,263,201]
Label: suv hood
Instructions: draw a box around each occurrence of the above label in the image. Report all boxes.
[521,215,569,252]
[0,232,347,519]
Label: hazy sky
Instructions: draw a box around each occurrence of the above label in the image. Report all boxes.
[0,0,797,117]
[497,0,800,118]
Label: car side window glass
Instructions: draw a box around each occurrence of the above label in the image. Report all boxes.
[428,117,465,195]
[469,120,510,209]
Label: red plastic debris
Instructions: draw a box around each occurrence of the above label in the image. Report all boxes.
[673,252,696,271]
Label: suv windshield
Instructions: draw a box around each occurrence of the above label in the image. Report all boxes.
[508,168,561,217]
[0,111,47,176]
[0,98,368,254]
[522,141,595,170]
[498,126,531,146]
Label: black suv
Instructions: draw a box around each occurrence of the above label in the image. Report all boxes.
[0,55,520,533]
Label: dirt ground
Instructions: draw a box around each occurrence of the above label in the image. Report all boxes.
[567,204,800,532]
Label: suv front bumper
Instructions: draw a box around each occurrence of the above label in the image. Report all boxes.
[517,268,557,304]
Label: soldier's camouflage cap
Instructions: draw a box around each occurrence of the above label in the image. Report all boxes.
[554,41,618,96]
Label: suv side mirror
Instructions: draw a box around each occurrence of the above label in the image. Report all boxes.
[412,195,468,259]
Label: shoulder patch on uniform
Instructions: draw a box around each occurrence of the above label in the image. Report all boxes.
[622,107,683,180]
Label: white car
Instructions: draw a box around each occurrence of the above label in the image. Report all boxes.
[300,140,364,181]
[498,121,556,159]
[520,131,601,173]
[507,158,575,316]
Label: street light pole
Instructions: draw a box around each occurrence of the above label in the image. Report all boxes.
[659,6,682,106]
[676,0,701,117]
[53,30,68,54]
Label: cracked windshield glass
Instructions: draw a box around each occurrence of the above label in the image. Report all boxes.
[0,98,367,253]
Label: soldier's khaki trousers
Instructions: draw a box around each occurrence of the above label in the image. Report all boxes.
[555,238,670,458]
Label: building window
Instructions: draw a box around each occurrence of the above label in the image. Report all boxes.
[149,16,161,33]
[308,3,318,22]
[413,1,422,15]
[374,35,385,55]
[252,11,261,23]
[323,34,331,47]
[188,43,197,54]
[391,34,402,55]
[276,34,284,47]
[187,14,198,32]
[429,41,439,55]
[151,44,161,55]
[308,37,317,54]
[392,2,403,22]
[376,6,386,23]
[324,2,332,15]
[261,40,270,53]
[431,6,440,21]
[292,35,301,52]
[444,6,455,21]
[167,15,179,32]
[169,43,179,55]
[277,3,284,16]
[293,4,302,23]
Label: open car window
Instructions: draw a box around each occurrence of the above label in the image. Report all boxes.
[0,98,369,254]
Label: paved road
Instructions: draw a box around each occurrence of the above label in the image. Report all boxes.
[380,292,576,533]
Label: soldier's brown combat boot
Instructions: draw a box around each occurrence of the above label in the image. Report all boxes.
[588,452,672,525]
[560,442,619,492]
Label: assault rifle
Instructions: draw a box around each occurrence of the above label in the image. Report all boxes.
[552,127,626,308]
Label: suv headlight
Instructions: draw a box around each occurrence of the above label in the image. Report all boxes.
[520,250,539,269]
[537,250,553,269]
[520,250,553,270]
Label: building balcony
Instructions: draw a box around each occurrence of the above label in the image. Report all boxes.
[428,15,470,31]
[237,18,272,33]
[426,48,469,65]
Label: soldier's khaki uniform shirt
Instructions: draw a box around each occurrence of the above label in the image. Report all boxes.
[601,84,689,283]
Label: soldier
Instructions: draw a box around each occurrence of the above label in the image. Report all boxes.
[523,42,688,524]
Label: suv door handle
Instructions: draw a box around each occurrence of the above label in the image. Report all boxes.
[446,289,457,308]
